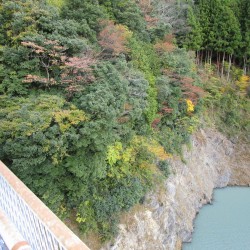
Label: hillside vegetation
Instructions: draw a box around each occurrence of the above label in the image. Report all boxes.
[0,0,249,243]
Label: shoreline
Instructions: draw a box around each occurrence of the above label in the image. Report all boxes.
[101,128,250,250]
[183,184,250,248]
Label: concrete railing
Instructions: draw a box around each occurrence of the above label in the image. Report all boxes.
[0,161,90,250]
[0,208,31,250]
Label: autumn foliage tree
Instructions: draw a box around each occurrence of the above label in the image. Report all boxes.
[98,20,132,56]
[21,39,67,86]
[180,77,205,105]
[22,38,97,94]
[62,53,97,97]
[136,0,157,28]
[154,34,176,54]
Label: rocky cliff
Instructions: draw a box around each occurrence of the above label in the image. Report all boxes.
[102,128,250,250]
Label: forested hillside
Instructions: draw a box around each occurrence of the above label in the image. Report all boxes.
[177,0,250,77]
[0,0,249,244]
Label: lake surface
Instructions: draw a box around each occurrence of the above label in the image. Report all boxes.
[183,187,250,250]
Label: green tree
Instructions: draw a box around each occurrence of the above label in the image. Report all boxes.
[99,0,148,39]
[180,5,203,52]
[237,0,250,73]
[61,0,106,42]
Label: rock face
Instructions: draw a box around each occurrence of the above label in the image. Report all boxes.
[101,129,250,250]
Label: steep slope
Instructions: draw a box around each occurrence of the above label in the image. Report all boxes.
[101,128,250,250]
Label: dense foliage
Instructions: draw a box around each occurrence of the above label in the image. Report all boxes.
[177,0,250,76]
[0,0,249,245]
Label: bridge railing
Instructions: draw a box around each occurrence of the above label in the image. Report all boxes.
[0,161,90,250]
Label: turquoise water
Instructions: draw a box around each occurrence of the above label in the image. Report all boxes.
[183,187,250,250]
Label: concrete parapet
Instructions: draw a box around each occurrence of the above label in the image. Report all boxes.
[0,209,31,250]
[0,161,90,250]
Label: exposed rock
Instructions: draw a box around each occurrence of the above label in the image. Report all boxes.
[101,129,250,250]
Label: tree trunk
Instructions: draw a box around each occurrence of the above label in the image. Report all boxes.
[243,55,247,75]
[221,52,225,78]
[227,54,232,82]
[217,52,220,75]
[196,51,200,65]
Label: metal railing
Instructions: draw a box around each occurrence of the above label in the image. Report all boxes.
[0,235,8,250]
[0,161,90,250]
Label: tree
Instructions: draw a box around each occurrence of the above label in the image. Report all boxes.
[98,20,132,56]
[0,0,39,46]
[100,0,150,40]
[0,94,87,210]
[154,34,176,54]
[21,39,66,86]
[237,0,250,74]
[154,0,190,34]
[61,0,106,41]
[21,37,96,92]
[187,0,243,77]
[181,6,203,54]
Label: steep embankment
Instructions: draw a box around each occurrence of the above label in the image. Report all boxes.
[102,128,250,250]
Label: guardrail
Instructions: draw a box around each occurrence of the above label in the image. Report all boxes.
[0,208,31,250]
[0,161,90,250]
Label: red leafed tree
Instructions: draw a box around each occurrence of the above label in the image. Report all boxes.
[22,39,97,95]
[62,52,96,97]
[137,0,154,15]
[136,0,158,28]
[180,77,205,104]
[98,20,132,56]
[151,116,162,129]
[144,15,158,28]
[65,55,95,70]
[22,40,66,86]
[154,34,176,54]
